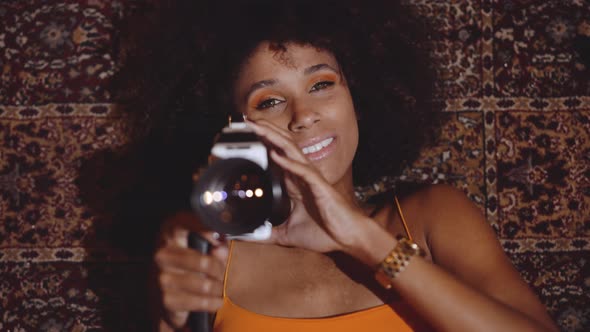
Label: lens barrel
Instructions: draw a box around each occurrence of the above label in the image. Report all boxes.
[191,158,276,235]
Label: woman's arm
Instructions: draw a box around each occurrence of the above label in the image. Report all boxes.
[354,185,559,332]
[248,121,557,331]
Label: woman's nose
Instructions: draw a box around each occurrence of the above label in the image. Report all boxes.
[288,102,320,132]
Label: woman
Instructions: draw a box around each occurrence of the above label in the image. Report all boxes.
[139,1,559,331]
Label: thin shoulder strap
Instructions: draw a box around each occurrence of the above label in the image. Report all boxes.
[393,196,413,241]
[222,240,235,298]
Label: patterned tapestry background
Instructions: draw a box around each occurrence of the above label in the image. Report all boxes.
[1,1,589,331]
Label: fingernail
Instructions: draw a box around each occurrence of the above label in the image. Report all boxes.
[213,245,229,260]
[246,121,260,131]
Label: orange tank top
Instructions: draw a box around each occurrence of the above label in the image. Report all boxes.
[213,196,421,332]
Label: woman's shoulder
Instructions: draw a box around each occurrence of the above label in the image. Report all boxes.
[376,184,485,259]
[370,182,471,210]
[395,183,479,223]
[405,183,474,209]
[394,184,498,265]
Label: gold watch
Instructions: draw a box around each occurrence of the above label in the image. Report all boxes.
[375,235,425,289]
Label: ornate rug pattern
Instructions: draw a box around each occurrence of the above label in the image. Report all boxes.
[1,1,589,331]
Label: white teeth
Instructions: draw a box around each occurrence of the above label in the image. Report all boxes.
[302,137,334,155]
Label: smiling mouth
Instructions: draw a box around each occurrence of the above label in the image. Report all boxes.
[301,137,334,155]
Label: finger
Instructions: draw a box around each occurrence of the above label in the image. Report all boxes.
[159,270,224,298]
[210,244,230,262]
[246,119,292,141]
[185,231,227,249]
[162,289,224,313]
[155,246,227,281]
[283,171,305,198]
[248,121,309,164]
[162,310,189,330]
[252,119,297,146]
[269,149,326,188]
[265,224,289,247]
[160,211,227,247]
[268,212,328,249]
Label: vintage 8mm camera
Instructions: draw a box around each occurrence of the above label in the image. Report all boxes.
[190,120,290,239]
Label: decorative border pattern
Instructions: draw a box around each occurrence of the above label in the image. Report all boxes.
[444,96,590,112]
[501,237,590,254]
[0,103,119,119]
[0,248,145,262]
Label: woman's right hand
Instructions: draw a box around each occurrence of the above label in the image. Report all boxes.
[154,211,229,330]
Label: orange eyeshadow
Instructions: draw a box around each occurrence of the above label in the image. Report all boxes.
[310,72,339,85]
[249,90,281,108]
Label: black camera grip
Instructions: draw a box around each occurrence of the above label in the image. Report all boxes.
[187,232,211,332]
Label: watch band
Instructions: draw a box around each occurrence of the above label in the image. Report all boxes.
[375,235,425,289]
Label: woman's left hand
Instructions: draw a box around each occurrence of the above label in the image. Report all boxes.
[247,120,372,254]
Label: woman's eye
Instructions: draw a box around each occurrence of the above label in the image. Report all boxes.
[310,81,334,92]
[256,98,284,110]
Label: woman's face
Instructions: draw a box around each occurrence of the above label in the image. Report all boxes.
[233,42,359,186]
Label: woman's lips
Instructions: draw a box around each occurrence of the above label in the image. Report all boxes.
[300,136,336,161]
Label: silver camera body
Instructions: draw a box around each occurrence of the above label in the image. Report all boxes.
[190,121,290,240]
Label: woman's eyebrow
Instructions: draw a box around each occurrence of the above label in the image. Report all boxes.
[304,63,339,75]
[244,79,277,102]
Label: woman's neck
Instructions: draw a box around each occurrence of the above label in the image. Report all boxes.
[332,167,373,215]
[333,164,354,192]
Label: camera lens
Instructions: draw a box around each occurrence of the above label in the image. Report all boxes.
[191,158,273,235]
